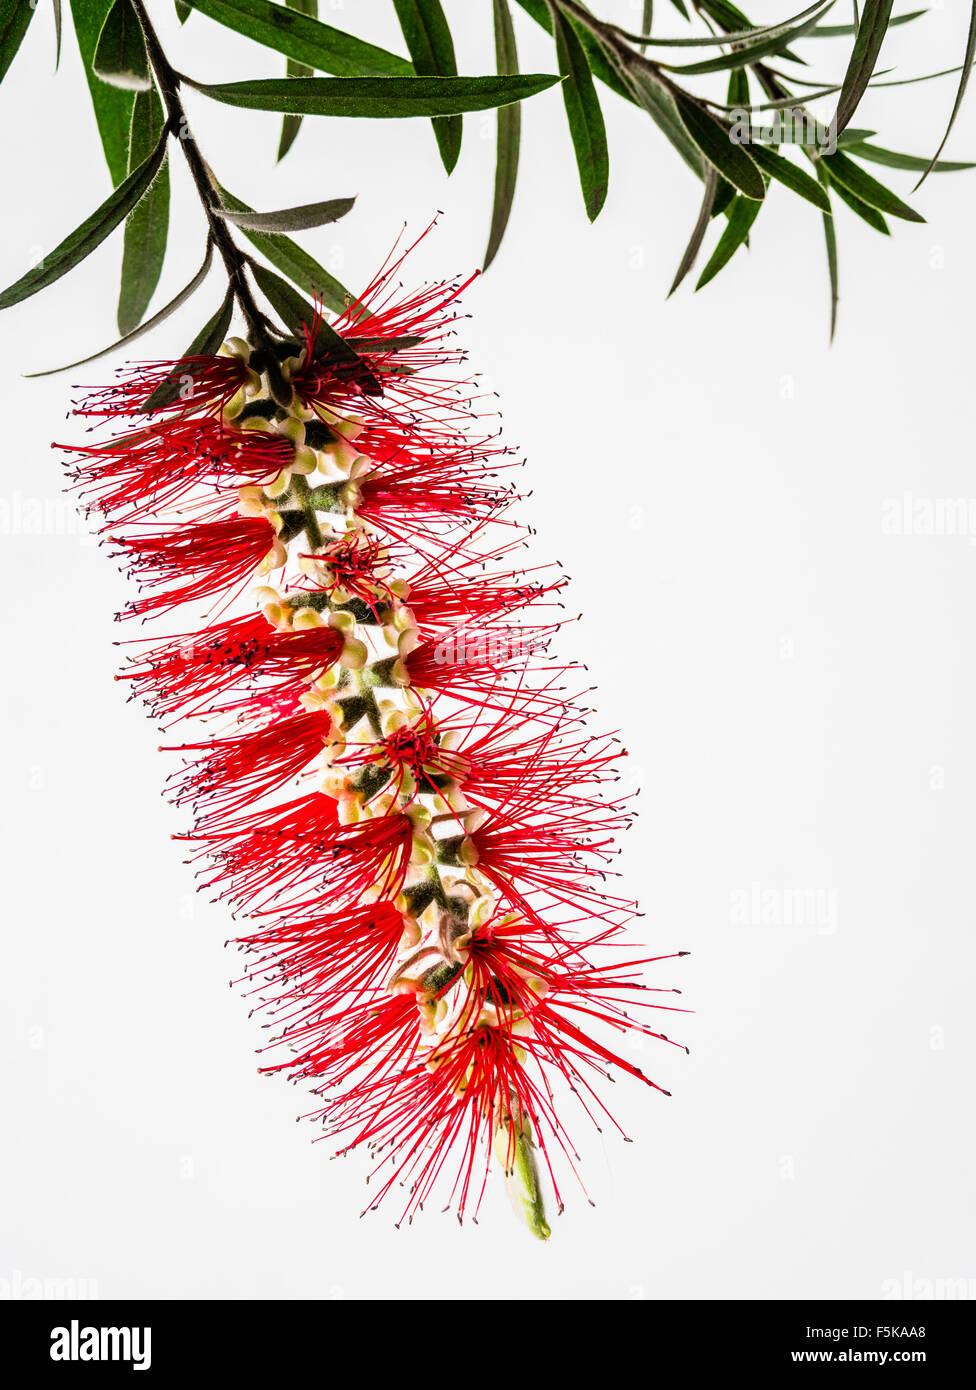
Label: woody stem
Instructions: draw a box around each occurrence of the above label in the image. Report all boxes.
[128,0,290,401]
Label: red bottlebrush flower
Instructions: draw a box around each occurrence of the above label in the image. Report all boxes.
[184,794,414,913]
[75,353,250,421]
[70,241,686,1239]
[235,900,405,1013]
[117,614,344,721]
[163,708,332,818]
[109,515,278,619]
[64,417,295,522]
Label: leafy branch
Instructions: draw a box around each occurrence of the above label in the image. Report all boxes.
[0,0,974,341]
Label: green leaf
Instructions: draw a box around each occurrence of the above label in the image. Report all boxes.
[93,0,151,91]
[144,289,234,413]
[0,127,167,312]
[665,2,831,75]
[216,184,360,317]
[816,164,839,341]
[631,0,828,46]
[913,3,976,188]
[0,0,36,83]
[53,0,62,69]
[118,87,170,335]
[550,2,609,221]
[822,166,890,233]
[484,0,521,269]
[696,194,762,288]
[833,0,894,133]
[669,165,718,295]
[625,67,706,178]
[674,93,765,200]
[639,0,652,52]
[190,73,560,118]
[844,140,975,173]
[277,0,316,163]
[727,67,750,110]
[393,0,462,175]
[249,262,380,390]
[176,2,191,21]
[27,244,213,377]
[184,0,413,76]
[216,196,355,233]
[696,0,806,59]
[811,8,925,37]
[69,0,135,185]
[836,127,878,147]
[746,143,832,211]
[820,149,924,221]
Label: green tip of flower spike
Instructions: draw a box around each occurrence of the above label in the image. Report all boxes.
[494,1112,551,1242]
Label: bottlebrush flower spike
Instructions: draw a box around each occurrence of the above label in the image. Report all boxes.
[64,244,688,1239]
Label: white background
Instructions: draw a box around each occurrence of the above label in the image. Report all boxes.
[1,1,975,1300]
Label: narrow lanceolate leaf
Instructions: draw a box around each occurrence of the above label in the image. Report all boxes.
[625,68,705,179]
[820,149,924,221]
[144,289,234,412]
[27,244,213,377]
[191,74,560,118]
[665,2,831,75]
[53,0,62,69]
[913,2,976,189]
[669,165,718,295]
[640,0,652,51]
[833,0,894,133]
[0,128,167,312]
[633,0,830,47]
[176,2,191,21]
[278,0,317,163]
[812,8,924,37]
[484,0,521,269]
[549,2,609,221]
[93,0,151,91]
[216,184,360,317]
[825,168,890,233]
[696,193,762,289]
[746,144,832,212]
[816,164,839,341]
[393,0,462,174]
[118,88,171,335]
[674,93,765,200]
[216,196,355,234]
[69,0,134,185]
[845,141,975,174]
[0,0,36,83]
[184,0,413,76]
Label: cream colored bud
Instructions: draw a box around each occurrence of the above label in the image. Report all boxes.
[410,836,433,868]
[291,445,317,475]
[220,336,251,362]
[328,609,357,635]
[348,455,373,481]
[380,705,408,738]
[338,479,362,511]
[397,628,420,659]
[292,608,323,630]
[240,410,273,432]
[263,470,292,500]
[222,386,248,421]
[338,637,368,670]
[275,416,305,445]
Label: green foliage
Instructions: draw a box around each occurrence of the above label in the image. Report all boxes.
[0,0,972,346]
